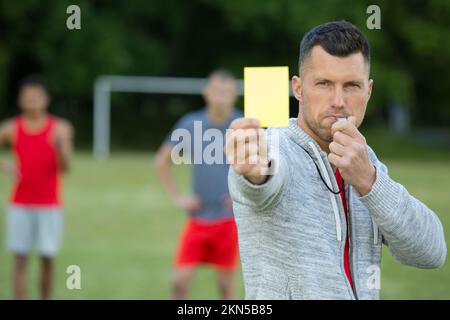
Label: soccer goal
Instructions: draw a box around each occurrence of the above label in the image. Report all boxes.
[93,75,245,159]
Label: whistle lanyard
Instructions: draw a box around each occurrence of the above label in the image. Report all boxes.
[299,145,345,195]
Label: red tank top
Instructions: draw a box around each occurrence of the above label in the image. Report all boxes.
[10,115,61,206]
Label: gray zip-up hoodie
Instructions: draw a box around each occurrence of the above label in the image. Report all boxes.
[228,118,447,300]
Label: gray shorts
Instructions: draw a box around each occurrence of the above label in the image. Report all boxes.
[6,206,64,257]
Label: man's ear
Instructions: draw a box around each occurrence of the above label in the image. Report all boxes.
[292,76,302,102]
[201,85,207,98]
[46,95,52,107]
[367,79,373,99]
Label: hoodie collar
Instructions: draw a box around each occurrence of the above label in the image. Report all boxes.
[287,118,328,160]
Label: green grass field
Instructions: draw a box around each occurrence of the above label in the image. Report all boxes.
[0,152,449,299]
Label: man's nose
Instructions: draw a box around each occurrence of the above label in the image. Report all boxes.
[330,88,345,108]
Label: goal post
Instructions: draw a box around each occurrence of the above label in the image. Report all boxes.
[93,75,244,159]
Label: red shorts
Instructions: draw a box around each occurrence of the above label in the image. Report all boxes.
[175,218,239,270]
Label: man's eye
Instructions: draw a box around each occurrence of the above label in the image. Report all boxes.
[316,81,329,86]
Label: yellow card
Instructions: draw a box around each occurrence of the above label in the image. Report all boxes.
[244,66,289,127]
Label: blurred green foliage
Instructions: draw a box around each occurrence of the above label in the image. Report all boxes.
[0,0,449,149]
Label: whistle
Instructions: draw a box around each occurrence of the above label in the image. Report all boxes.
[337,116,347,124]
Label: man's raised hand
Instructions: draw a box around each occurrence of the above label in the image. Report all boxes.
[328,116,376,195]
[225,118,270,185]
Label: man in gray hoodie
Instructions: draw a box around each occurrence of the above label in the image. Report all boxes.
[226,20,446,300]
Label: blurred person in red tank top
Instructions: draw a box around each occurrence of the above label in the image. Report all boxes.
[0,75,74,300]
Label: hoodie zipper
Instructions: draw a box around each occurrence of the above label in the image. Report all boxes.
[347,185,359,300]
[337,181,356,300]
[308,142,356,300]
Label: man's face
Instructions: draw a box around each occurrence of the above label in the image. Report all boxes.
[18,85,50,115]
[203,76,237,114]
[292,45,373,143]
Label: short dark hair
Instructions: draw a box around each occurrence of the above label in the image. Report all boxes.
[299,20,370,74]
[18,74,49,95]
[208,69,235,81]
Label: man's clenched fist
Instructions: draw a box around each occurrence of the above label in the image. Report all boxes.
[225,118,270,185]
[328,116,376,196]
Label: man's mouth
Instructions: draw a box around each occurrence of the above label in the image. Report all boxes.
[324,115,347,123]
